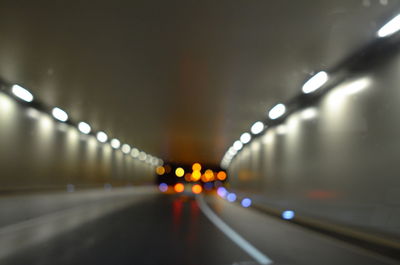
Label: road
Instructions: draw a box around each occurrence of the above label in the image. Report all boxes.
[0,188,397,265]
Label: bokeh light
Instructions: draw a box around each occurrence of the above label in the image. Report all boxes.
[241,198,252,208]
[174,183,184,193]
[191,170,201,181]
[192,163,202,171]
[217,171,227,181]
[175,167,185,177]
[156,166,165,175]
[217,187,227,198]
[282,210,295,220]
[192,184,202,194]
[227,193,237,202]
[159,183,168,192]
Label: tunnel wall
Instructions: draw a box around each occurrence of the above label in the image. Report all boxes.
[0,93,155,192]
[228,50,400,237]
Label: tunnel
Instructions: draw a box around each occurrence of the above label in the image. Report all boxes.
[0,1,400,264]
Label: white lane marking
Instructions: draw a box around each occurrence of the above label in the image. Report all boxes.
[196,195,273,265]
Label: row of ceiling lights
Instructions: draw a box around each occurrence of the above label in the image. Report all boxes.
[5,83,163,166]
[221,12,400,169]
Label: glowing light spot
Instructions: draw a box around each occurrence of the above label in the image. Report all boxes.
[217,187,227,198]
[227,193,237,202]
[192,184,202,194]
[156,166,165,175]
[174,183,184,193]
[131,148,139,158]
[192,163,202,171]
[191,170,201,181]
[96,131,108,143]
[276,124,287,135]
[204,169,214,181]
[158,183,168,192]
[11,84,34,102]
[377,13,400,37]
[301,108,318,120]
[251,121,264,135]
[241,198,252,208]
[217,171,227,181]
[233,140,243,151]
[121,144,131,154]
[184,173,192,182]
[268,103,286,120]
[282,210,295,220]
[139,151,147,161]
[110,138,121,149]
[175,167,185,177]
[240,132,251,144]
[78,121,91,134]
[302,71,329,94]
[52,107,68,122]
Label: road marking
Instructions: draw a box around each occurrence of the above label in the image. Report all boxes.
[196,195,273,265]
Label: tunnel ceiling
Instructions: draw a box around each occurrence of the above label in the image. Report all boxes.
[0,0,397,165]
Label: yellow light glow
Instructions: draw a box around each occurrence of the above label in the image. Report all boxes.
[192,163,202,171]
[175,167,185,177]
[156,166,165,175]
[191,170,201,181]
[204,169,214,181]
[217,171,227,181]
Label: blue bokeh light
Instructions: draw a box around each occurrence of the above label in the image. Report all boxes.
[241,198,252,208]
[282,210,295,220]
[159,183,168,192]
[227,193,237,202]
[217,187,227,198]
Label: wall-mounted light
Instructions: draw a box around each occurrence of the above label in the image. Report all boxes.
[78,122,91,134]
[52,107,68,122]
[11,84,34,102]
[302,71,328,94]
[96,131,108,143]
[110,138,121,149]
[240,132,251,144]
[268,103,286,120]
[377,14,400,38]
[251,121,264,135]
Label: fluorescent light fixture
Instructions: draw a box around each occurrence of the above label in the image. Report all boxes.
[11,84,34,102]
[302,71,328,94]
[110,138,121,149]
[268,103,286,120]
[251,121,264,135]
[78,121,91,134]
[131,148,139,158]
[377,14,400,38]
[52,107,68,122]
[240,132,251,144]
[233,140,243,151]
[121,144,131,154]
[96,131,108,143]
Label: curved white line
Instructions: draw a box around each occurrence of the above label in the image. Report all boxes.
[196,195,273,265]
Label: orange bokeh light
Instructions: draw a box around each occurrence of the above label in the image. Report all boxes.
[174,183,184,193]
[184,173,192,182]
[156,166,165,175]
[217,171,227,181]
[204,169,214,182]
[192,163,202,171]
[192,184,202,194]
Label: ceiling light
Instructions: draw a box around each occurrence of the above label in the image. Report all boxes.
[110,138,121,149]
[121,144,131,154]
[96,131,108,143]
[251,121,264,135]
[233,140,243,151]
